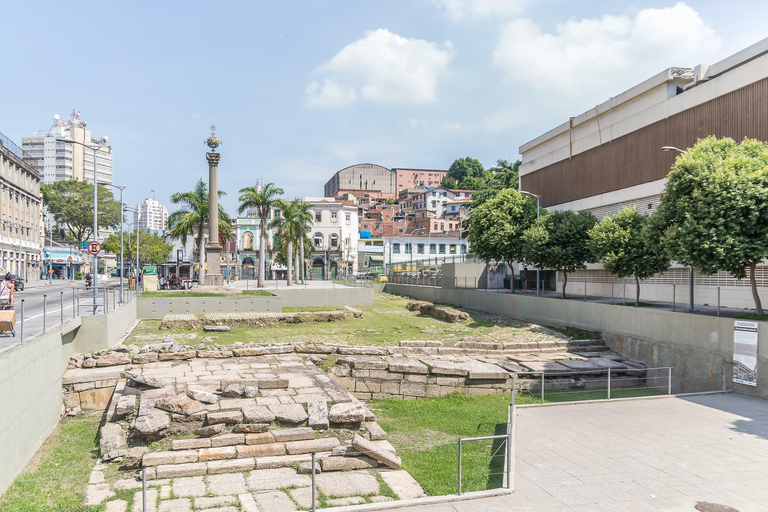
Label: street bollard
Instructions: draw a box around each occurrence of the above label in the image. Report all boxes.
[60,292,64,325]
[20,299,24,342]
[607,368,611,400]
[458,438,463,495]
[584,282,587,302]
[611,282,614,305]
[673,284,676,312]
[541,372,545,404]
[76,288,80,317]
[72,289,76,318]
[43,295,47,332]
[142,465,147,512]
[717,287,721,316]
[668,367,672,395]
[311,452,317,512]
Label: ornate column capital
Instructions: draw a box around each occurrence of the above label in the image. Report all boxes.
[206,152,221,166]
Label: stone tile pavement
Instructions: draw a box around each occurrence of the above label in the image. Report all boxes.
[387,394,768,511]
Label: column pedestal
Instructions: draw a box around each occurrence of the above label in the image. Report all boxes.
[204,152,224,287]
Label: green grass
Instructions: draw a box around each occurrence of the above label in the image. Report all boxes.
[126,293,581,347]
[242,289,274,296]
[548,326,601,340]
[372,393,510,496]
[736,313,768,321]
[0,414,102,512]
[514,386,664,404]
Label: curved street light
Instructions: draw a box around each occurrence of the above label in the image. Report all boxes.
[519,190,541,296]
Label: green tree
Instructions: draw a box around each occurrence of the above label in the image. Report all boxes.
[271,199,307,285]
[237,182,284,287]
[523,210,597,298]
[448,157,485,183]
[471,159,521,206]
[655,136,768,314]
[168,179,232,286]
[103,230,173,266]
[467,189,538,279]
[588,208,669,306]
[41,180,121,243]
[441,176,459,189]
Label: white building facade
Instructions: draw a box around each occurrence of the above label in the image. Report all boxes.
[22,111,113,186]
[306,197,359,279]
[135,197,169,234]
[0,131,42,281]
[383,233,468,271]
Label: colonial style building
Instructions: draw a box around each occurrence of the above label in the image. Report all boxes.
[306,197,359,279]
[0,130,42,281]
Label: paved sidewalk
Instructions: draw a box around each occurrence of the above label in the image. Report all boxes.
[387,394,768,511]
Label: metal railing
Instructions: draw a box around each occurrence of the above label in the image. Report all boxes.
[0,130,36,163]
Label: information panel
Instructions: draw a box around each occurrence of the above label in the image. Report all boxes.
[733,320,759,387]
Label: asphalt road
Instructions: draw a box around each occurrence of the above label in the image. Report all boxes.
[0,277,129,350]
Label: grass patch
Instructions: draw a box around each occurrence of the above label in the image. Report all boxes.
[736,313,768,321]
[372,393,510,496]
[242,289,274,296]
[0,414,102,512]
[126,293,583,348]
[514,386,665,404]
[548,326,601,340]
[316,354,340,373]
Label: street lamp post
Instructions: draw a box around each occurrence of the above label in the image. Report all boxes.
[407,228,426,270]
[661,146,695,312]
[519,191,541,296]
[108,185,126,303]
[124,207,140,288]
[57,136,110,314]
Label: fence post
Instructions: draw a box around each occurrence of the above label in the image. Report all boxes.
[76,288,80,317]
[717,287,721,316]
[668,367,672,395]
[673,284,676,312]
[607,368,611,400]
[20,299,24,342]
[507,378,515,490]
[541,372,545,404]
[43,295,47,332]
[611,282,614,305]
[311,451,316,512]
[72,288,76,318]
[457,438,463,495]
[60,291,64,325]
[584,282,587,302]
[142,465,147,512]
[623,283,626,305]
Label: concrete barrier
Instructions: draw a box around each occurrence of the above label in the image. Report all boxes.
[137,287,374,319]
[384,284,768,399]
[0,298,138,496]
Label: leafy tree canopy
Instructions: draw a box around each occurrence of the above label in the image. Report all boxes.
[103,230,173,266]
[523,210,597,297]
[655,136,768,313]
[467,188,537,265]
[41,180,121,243]
[471,159,521,206]
[447,157,485,184]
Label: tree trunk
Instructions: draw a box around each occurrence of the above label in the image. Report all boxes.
[635,275,640,307]
[294,247,300,285]
[258,221,266,288]
[562,270,568,299]
[750,261,763,315]
[300,238,305,284]
[197,229,205,286]
[286,241,293,286]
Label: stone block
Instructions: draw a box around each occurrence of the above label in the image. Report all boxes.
[350,369,370,378]
[198,447,237,462]
[238,493,259,512]
[124,447,149,469]
[63,392,80,409]
[422,359,468,376]
[467,387,497,396]
[400,382,426,397]
[336,347,386,356]
[211,433,245,447]
[364,421,387,440]
[97,352,132,367]
[115,395,137,417]
[206,458,254,475]
[272,427,315,442]
[387,358,429,374]
[380,381,400,395]
[156,462,207,478]
[245,432,275,445]
[380,470,426,499]
[155,394,206,416]
[351,433,401,469]
[194,496,236,508]
[424,384,440,397]
[193,424,225,437]
[316,472,380,497]
[241,405,275,424]
[135,414,170,441]
[337,356,388,370]
[246,467,311,491]
[236,443,286,458]
[158,351,196,361]
[172,438,210,450]
[328,402,365,423]
[133,352,159,364]
[186,389,218,404]
[255,453,313,469]
[252,490,299,512]
[233,423,270,433]
[352,392,372,400]
[307,401,329,430]
[79,388,114,411]
[268,404,307,424]
[206,411,243,425]
[284,437,339,455]
[320,455,378,471]
[404,373,428,383]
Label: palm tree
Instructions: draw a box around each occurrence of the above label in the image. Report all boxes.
[293,201,312,284]
[271,199,311,285]
[168,179,232,286]
[238,183,284,287]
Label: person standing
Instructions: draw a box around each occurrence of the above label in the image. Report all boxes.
[0,273,15,308]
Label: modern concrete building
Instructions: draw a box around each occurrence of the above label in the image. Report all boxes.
[519,37,768,307]
[0,131,42,281]
[383,233,468,272]
[306,197,359,279]
[323,163,396,199]
[22,110,113,186]
[135,196,169,234]
[393,168,448,191]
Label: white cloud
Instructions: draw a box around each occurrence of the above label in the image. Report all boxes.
[493,2,722,96]
[305,29,455,108]
[434,0,530,19]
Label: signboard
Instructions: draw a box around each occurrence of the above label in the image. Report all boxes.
[87,241,102,255]
[733,320,759,386]
[80,241,89,250]
[126,260,132,266]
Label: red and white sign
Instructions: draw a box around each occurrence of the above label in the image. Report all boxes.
[87,241,102,255]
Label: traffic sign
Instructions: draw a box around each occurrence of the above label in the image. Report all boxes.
[87,241,102,255]
[126,260,132,266]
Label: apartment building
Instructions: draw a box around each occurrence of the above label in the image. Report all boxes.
[135,196,169,234]
[0,131,42,281]
[519,37,768,308]
[393,168,448,191]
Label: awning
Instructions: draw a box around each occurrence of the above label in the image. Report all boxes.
[369,255,384,262]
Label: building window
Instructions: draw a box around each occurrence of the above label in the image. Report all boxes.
[345,212,351,222]
[439,244,446,254]
[405,243,412,254]
[440,223,444,230]
[331,211,338,221]
[330,234,338,248]
[417,243,425,254]
[430,243,436,254]
[242,231,254,250]
[431,201,437,208]
[450,244,457,254]
[315,211,322,222]
[399,228,403,233]
[433,222,438,230]
[313,232,323,248]
[393,243,400,254]
[375,224,380,229]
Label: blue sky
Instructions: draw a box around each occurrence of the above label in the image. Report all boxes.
[2,1,767,216]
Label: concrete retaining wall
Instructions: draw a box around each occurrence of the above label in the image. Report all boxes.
[137,287,374,319]
[384,284,768,399]
[0,299,138,496]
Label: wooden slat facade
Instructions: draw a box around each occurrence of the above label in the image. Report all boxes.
[521,77,768,208]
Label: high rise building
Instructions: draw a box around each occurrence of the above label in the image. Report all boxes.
[22,110,113,186]
[135,196,169,234]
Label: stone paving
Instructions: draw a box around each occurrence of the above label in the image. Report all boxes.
[385,393,768,512]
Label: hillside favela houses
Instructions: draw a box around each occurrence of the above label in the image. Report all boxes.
[519,37,768,308]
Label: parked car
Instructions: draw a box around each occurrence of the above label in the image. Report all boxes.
[9,274,24,291]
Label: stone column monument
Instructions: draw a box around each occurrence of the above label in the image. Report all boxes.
[204,126,224,287]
